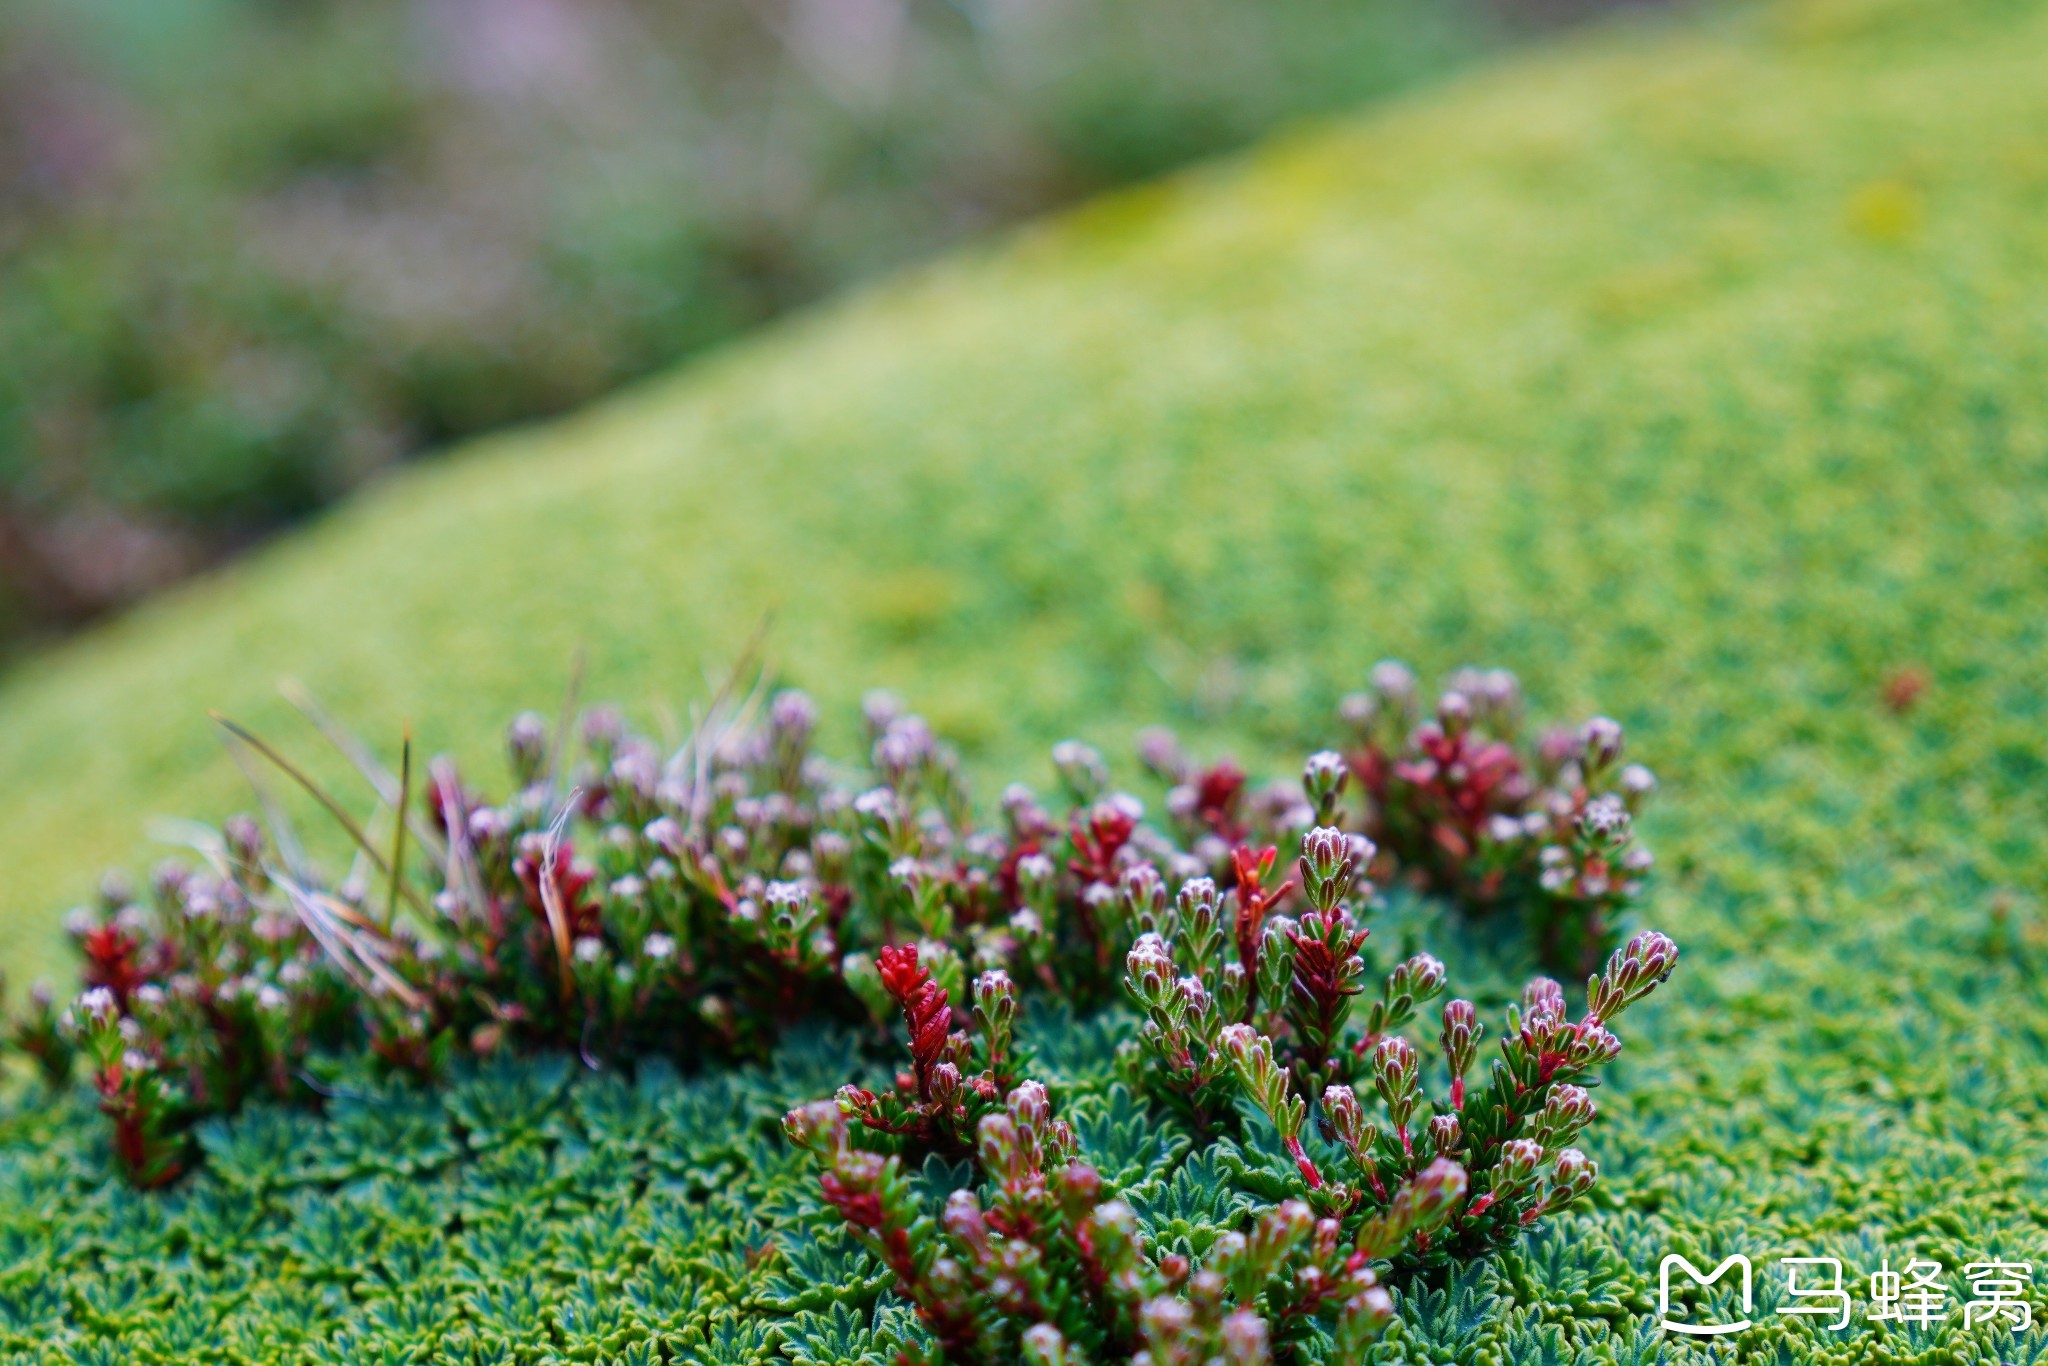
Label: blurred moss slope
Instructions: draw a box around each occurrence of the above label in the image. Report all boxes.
[1,0,2045,1019]
[0,0,1488,640]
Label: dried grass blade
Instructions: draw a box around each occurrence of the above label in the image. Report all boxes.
[272,870,424,1011]
[385,729,412,932]
[538,796,580,1001]
[278,679,447,864]
[209,713,431,918]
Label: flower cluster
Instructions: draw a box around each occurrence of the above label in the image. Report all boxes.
[831,945,1026,1157]
[1219,928,1677,1266]
[786,1084,1469,1364]
[790,810,1674,1358]
[1120,820,1677,1263]
[1120,827,1446,1131]
[1334,662,1658,974]
[19,845,357,1188]
[12,667,1663,1186]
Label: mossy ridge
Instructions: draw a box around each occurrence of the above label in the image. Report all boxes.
[0,0,2040,986]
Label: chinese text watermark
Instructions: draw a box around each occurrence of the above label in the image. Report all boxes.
[1657,1254,2034,1338]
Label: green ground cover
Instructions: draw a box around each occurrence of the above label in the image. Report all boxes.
[2,0,2048,1356]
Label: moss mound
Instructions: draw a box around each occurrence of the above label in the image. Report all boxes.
[3,0,2048,1355]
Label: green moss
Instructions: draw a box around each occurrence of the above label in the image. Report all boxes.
[2,0,2048,1354]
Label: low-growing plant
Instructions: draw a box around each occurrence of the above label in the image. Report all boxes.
[828,946,1028,1158]
[785,823,1675,1359]
[9,664,1664,1190]
[785,1082,1472,1364]
[1331,663,1658,974]
[1206,929,1677,1265]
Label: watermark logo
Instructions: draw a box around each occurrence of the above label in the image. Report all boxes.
[1779,1257,1851,1331]
[1960,1262,2033,1331]
[1655,1253,2035,1338]
[1869,1258,1947,1327]
[1658,1254,1752,1337]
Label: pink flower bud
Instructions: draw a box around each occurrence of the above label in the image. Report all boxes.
[929,1063,965,1111]
[1125,935,1177,1005]
[1350,1284,1396,1335]
[1440,998,1480,1107]
[1582,716,1624,768]
[506,712,547,778]
[1220,1022,1259,1061]
[978,1114,1020,1177]
[1323,1085,1367,1149]
[1620,762,1657,800]
[1140,1295,1192,1341]
[1540,1083,1596,1137]
[1496,1138,1543,1189]
[1302,751,1349,804]
[1401,952,1447,998]
[1136,727,1184,778]
[1575,1023,1623,1066]
[1060,1162,1103,1207]
[1550,1147,1597,1206]
[942,1189,988,1251]
[1587,930,1678,1021]
[1301,825,1351,880]
[1523,978,1566,1021]
[1579,794,1629,840]
[1252,1200,1313,1263]
[1373,1036,1420,1128]
[1404,1157,1469,1228]
[769,688,816,739]
[1219,1308,1270,1366]
[1008,1080,1052,1134]
[1370,660,1416,705]
[1374,1034,1417,1085]
[77,987,119,1028]
[975,969,1016,1019]
[781,1100,843,1152]
[1019,1324,1068,1366]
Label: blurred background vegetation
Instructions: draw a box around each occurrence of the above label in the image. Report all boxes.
[0,0,1633,652]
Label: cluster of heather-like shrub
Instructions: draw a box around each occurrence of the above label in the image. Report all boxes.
[785,914,1673,1362]
[7,662,1673,1361]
